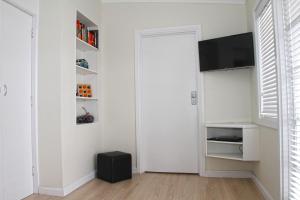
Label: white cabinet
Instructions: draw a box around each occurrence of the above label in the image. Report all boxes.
[205,123,259,161]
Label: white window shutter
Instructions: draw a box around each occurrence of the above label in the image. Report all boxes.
[256,0,278,119]
[282,0,300,199]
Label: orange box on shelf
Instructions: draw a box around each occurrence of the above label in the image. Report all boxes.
[77,84,92,98]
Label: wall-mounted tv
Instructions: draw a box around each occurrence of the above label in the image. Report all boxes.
[198,32,255,72]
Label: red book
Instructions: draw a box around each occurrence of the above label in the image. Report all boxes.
[88,32,92,45]
[76,20,81,39]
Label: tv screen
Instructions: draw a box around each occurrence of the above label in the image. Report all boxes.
[198,32,255,72]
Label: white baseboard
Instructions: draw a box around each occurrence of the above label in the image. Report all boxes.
[39,171,96,197]
[204,170,253,178]
[251,174,274,200]
[38,187,64,197]
[132,167,138,174]
[63,171,96,196]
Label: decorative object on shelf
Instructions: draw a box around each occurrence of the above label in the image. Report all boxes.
[76,59,89,69]
[77,84,92,97]
[77,107,94,124]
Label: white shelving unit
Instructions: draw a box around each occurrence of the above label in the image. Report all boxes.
[76,10,99,125]
[205,123,260,161]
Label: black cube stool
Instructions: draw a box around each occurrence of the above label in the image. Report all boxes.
[97,151,132,183]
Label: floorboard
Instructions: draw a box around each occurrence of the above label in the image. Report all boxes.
[25,173,264,200]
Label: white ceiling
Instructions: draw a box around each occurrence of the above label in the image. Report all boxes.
[101,0,246,4]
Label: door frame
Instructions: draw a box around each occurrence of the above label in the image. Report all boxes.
[135,25,205,175]
[2,0,39,193]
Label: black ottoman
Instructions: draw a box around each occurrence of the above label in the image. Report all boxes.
[97,151,132,183]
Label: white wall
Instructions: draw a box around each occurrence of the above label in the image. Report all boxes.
[101,2,253,171]
[8,0,38,14]
[38,0,64,188]
[38,0,102,189]
[204,69,252,123]
[254,126,280,200]
[246,0,256,32]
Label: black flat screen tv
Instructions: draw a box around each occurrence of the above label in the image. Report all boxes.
[198,32,255,72]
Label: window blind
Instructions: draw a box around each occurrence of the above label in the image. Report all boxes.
[256,0,278,119]
[282,0,300,199]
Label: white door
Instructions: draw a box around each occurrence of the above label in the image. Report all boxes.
[139,28,199,173]
[0,1,34,199]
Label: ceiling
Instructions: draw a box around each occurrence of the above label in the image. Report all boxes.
[101,0,246,4]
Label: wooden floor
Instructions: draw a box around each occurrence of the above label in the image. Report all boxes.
[25,173,264,200]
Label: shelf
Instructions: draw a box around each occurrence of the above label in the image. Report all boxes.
[207,140,243,145]
[206,122,258,129]
[76,96,98,101]
[77,122,97,126]
[76,65,97,75]
[76,37,98,52]
[206,153,243,161]
[205,123,259,162]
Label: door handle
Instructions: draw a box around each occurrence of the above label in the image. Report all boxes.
[191,91,198,105]
[3,84,7,96]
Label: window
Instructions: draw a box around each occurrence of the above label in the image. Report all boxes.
[280,0,300,199]
[255,0,278,127]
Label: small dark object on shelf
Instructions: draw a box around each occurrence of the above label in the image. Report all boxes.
[77,107,94,124]
[97,151,132,183]
[207,136,242,142]
[76,59,89,69]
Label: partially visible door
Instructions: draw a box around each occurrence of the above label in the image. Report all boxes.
[0,2,4,199]
[0,1,33,199]
[139,28,199,173]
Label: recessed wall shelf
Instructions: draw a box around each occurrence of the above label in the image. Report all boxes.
[205,123,260,161]
[207,153,243,161]
[207,140,243,145]
[76,122,98,126]
[76,97,98,101]
[76,10,99,125]
[76,37,98,52]
[76,65,98,75]
[206,123,258,129]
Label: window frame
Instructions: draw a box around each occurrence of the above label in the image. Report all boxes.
[274,0,299,199]
[258,0,299,199]
[254,0,279,129]
[255,0,300,199]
